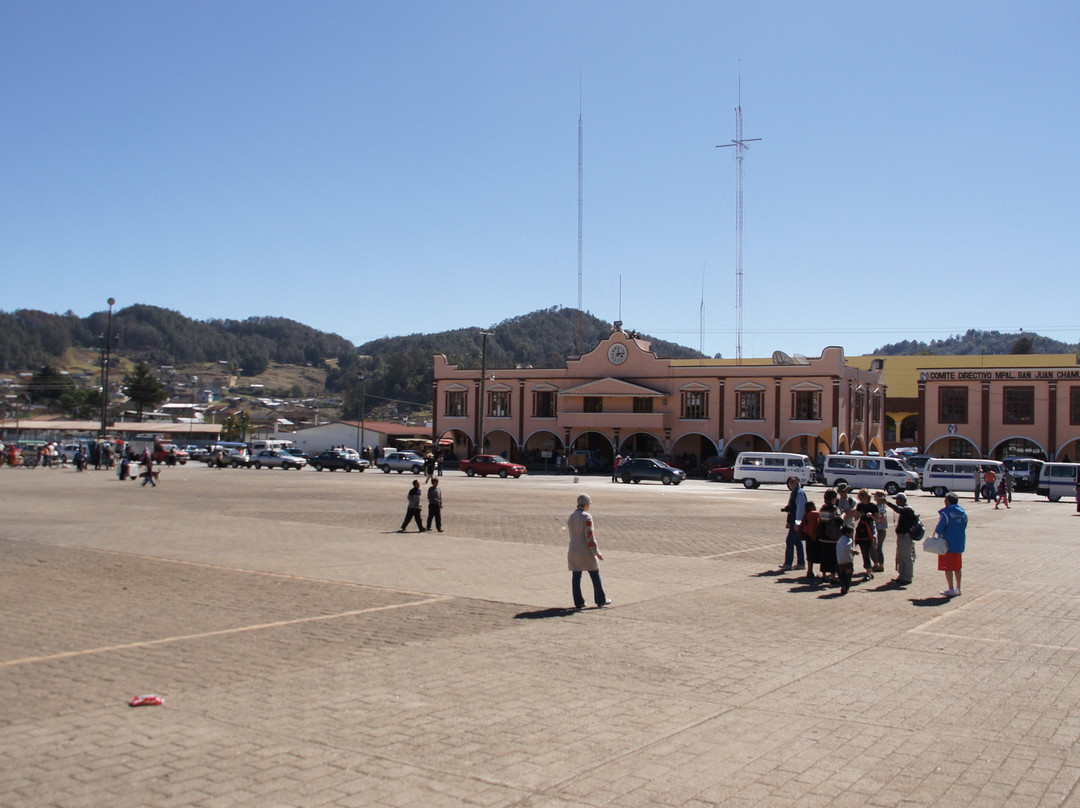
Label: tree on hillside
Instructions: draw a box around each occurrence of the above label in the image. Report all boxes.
[27,364,76,407]
[122,362,168,421]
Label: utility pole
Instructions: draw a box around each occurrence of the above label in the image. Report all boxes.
[717,74,760,364]
[98,297,118,438]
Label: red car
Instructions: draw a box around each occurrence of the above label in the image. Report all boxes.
[460,455,527,478]
[707,463,735,483]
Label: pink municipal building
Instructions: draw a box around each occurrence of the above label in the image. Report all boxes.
[432,325,888,469]
[431,324,1080,470]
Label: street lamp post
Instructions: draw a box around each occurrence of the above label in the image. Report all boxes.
[99,297,118,439]
[478,330,494,455]
[356,373,367,456]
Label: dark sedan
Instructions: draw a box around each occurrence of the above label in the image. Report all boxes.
[619,457,686,485]
[309,450,367,472]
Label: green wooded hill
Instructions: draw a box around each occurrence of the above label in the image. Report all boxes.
[871,330,1078,356]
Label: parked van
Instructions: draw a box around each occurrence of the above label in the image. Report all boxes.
[732,452,815,489]
[920,458,1004,497]
[1035,462,1080,502]
[822,454,919,495]
[250,438,295,455]
[1002,457,1044,492]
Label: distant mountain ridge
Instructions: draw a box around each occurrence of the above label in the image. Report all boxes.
[870,329,1078,356]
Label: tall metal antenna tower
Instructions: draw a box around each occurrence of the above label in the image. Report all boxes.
[717,73,760,363]
[577,87,584,355]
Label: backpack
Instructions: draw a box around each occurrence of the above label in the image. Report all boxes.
[818,510,843,542]
[908,515,925,542]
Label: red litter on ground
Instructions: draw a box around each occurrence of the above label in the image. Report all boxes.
[129,694,163,707]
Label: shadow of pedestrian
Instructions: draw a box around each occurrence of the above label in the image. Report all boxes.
[514,607,581,619]
[752,569,786,578]
[910,596,953,607]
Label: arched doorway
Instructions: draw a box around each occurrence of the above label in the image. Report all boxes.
[724,432,770,462]
[668,433,720,475]
[617,430,664,459]
[435,428,472,464]
[990,437,1047,461]
[522,429,565,471]
[482,429,521,461]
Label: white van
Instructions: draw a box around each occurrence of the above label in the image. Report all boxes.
[1035,462,1080,502]
[250,438,296,455]
[920,458,1004,498]
[822,454,919,495]
[732,452,815,489]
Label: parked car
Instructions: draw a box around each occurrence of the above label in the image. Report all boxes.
[707,463,735,483]
[459,454,527,478]
[619,457,686,485]
[377,451,426,474]
[59,443,89,463]
[251,448,307,470]
[227,449,253,468]
[182,445,208,461]
[309,450,368,472]
[152,442,189,465]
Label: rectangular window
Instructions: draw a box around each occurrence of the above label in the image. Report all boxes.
[445,390,467,418]
[871,393,882,424]
[533,391,556,418]
[792,390,821,420]
[1003,387,1035,425]
[736,390,763,420]
[853,390,866,423]
[939,387,968,423]
[583,396,603,414]
[681,390,707,420]
[1071,387,1080,426]
[487,391,510,418]
[948,439,974,458]
[633,397,653,413]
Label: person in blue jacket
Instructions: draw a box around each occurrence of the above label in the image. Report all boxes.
[935,492,968,597]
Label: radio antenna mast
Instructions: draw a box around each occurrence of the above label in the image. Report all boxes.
[577,77,584,355]
[717,69,760,364]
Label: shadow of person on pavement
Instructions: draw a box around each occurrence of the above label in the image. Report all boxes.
[513,607,581,619]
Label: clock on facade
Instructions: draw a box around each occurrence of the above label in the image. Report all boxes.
[608,344,628,365]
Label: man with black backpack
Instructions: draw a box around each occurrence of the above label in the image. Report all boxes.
[884,492,921,586]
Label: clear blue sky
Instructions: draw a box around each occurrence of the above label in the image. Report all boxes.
[3,1,1078,359]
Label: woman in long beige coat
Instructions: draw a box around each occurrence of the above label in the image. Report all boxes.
[567,494,610,609]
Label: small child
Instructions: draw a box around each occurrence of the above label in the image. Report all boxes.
[837,526,856,596]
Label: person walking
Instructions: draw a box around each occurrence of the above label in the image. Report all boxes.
[779,476,807,571]
[935,492,968,597]
[567,493,610,609]
[883,492,918,586]
[399,479,425,533]
[426,478,443,532]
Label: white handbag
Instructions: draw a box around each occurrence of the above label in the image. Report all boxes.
[923,535,949,555]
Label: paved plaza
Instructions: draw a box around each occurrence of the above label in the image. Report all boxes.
[2,463,1080,807]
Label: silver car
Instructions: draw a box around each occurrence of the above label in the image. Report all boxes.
[377,451,425,474]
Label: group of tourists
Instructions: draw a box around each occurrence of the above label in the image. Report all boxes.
[780,477,967,598]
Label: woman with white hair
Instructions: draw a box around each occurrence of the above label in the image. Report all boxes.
[567,494,611,609]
